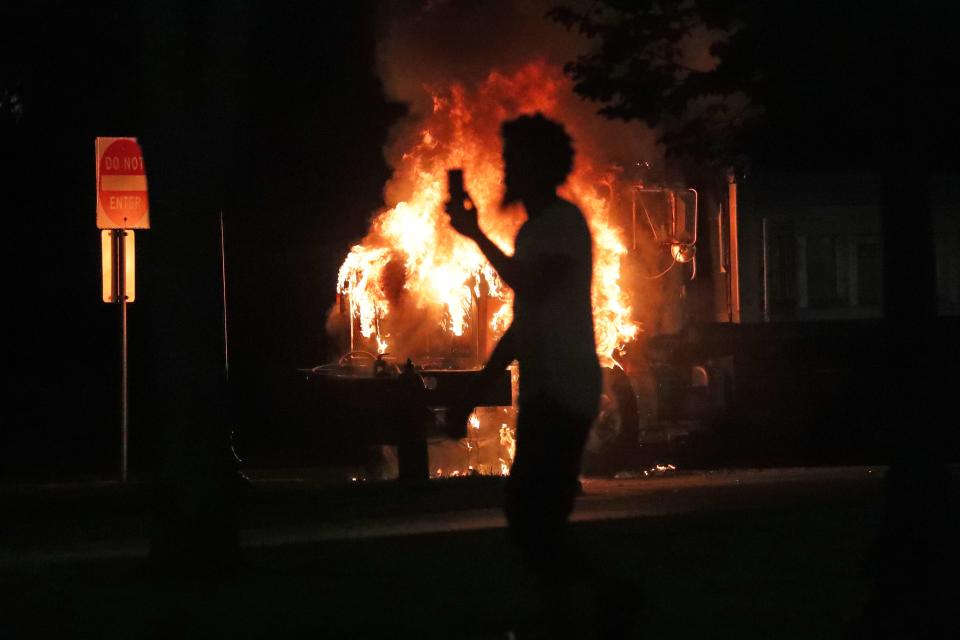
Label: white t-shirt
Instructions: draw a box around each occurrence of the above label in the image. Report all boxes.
[512,198,601,420]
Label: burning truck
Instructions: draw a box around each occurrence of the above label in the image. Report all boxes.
[306,62,727,479]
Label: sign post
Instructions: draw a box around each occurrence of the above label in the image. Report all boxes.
[97,137,149,483]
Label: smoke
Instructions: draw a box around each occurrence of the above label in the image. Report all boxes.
[375,0,661,178]
[377,1,584,105]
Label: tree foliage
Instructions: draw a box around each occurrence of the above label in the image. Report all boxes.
[550,1,753,166]
[550,1,960,172]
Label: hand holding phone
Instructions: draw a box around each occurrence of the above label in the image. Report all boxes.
[445,168,480,239]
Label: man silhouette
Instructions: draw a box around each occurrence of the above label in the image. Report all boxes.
[446,113,601,575]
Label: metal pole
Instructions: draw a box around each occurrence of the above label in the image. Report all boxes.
[761,217,770,322]
[348,287,356,352]
[219,212,230,380]
[117,229,129,482]
[727,169,741,323]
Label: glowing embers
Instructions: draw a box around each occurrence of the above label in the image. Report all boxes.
[644,463,677,477]
[431,406,517,478]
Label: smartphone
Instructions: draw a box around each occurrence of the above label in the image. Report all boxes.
[447,168,465,200]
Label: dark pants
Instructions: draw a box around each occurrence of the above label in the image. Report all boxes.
[505,396,594,575]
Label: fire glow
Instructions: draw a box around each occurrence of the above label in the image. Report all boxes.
[335,62,640,366]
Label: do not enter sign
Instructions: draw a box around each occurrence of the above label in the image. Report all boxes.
[96,137,150,229]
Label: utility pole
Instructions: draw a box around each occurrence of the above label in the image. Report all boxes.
[727,168,741,323]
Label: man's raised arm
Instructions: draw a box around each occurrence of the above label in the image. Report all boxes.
[472,232,522,291]
[445,195,526,291]
[446,197,577,299]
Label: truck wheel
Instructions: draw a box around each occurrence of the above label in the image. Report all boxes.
[582,367,641,476]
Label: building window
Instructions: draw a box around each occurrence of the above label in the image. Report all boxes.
[855,241,882,306]
[807,235,844,308]
[937,233,960,314]
[768,233,797,314]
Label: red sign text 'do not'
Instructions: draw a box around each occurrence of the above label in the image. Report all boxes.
[96,138,149,229]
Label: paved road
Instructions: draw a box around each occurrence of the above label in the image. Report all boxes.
[1,466,886,567]
[247,466,885,542]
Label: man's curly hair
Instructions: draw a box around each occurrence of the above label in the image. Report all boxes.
[501,113,575,189]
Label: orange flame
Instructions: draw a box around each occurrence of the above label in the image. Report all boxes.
[336,61,639,364]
